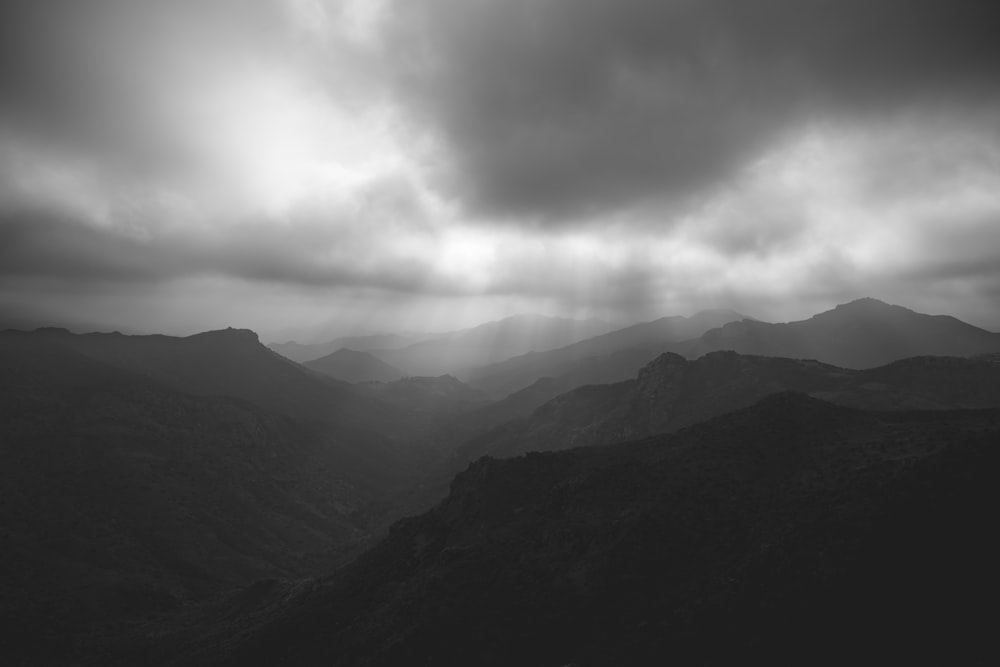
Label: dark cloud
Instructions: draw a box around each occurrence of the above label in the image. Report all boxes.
[381,0,1000,222]
[0,207,442,293]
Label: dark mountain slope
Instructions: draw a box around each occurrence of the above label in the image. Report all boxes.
[462,350,1000,461]
[0,336,397,664]
[305,348,404,383]
[465,309,746,397]
[685,297,1000,368]
[5,327,433,475]
[191,395,1000,666]
[21,327,358,421]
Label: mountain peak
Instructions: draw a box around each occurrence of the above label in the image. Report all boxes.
[187,327,261,345]
[306,347,404,383]
[831,297,906,313]
[637,352,688,380]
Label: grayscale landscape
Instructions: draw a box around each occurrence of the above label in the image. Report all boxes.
[2,1,999,665]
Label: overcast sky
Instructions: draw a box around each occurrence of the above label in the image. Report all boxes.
[1,0,999,341]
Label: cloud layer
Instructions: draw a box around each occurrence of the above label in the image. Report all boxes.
[1,0,999,338]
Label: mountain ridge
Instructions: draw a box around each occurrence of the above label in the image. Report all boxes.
[306,348,405,383]
[464,308,749,397]
[175,394,1000,666]
[459,348,1000,462]
[684,297,1000,367]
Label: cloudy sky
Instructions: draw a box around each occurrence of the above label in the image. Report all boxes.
[1,0,999,341]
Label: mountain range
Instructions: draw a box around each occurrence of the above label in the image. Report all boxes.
[369,313,615,377]
[463,308,747,397]
[272,314,614,375]
[270,331,447,364]
[458,350,1000,462]
[4,297,1000,665]
[305,348,405,383]
[152,394,1000,666]
[682,297,1000,367]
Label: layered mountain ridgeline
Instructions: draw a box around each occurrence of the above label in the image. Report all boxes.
[460,350,1000,461]
[464,309,747,398]
[684,297,1000,368]
[369,314,615,378]
[305,348,405,383]
[270,331,447,364]
[462,299,1000,403]
[173,395,1000,666]
[453,348,665,438]
[0,328,460,664]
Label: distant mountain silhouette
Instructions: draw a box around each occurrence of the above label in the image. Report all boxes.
[306,348,404,383]
[460,350,1000,461]
[176,395,1000,666]
[270,332,446,364]
[370,313,615,377]
[683,297,1000,367]
[465,309,747,397]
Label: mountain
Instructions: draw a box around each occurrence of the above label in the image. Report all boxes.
[270,332,446,364]
[0,334,404,664]
[18,327,344,421]
[7,327,423,452]
[171,395,1000,665]
[460,350,1000,461]
[306,348,404,383]
[684,297,1000,368]
[442,350,658,450]
[464,309,747,397]
[369,314,615,378]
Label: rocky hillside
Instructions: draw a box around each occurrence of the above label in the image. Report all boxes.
[460,350,1000,461]
[168,395,1000,666]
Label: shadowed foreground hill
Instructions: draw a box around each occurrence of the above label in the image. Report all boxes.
[3,326,437,467]
[18,327,388,425]
[461,350,1000,461]
[0,331,443,664]
[178,395,1000,666]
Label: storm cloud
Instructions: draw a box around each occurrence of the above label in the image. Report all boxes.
[1,0,999,338]
[380,0,1000,220]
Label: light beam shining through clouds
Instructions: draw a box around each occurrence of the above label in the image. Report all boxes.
[2,0,999,340]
